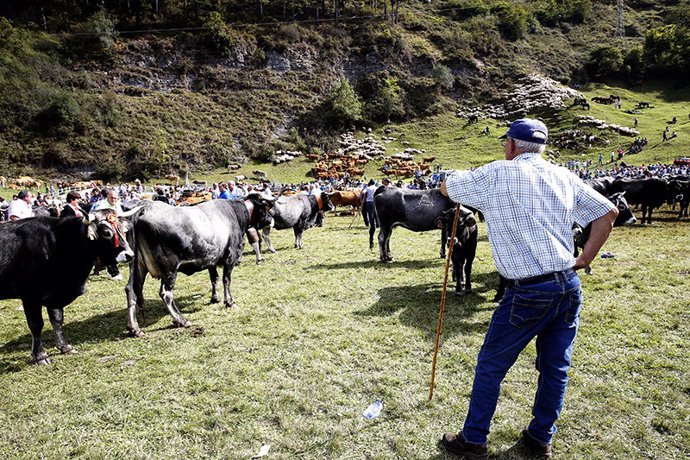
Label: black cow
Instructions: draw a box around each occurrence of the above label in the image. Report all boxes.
[370,187,455,262]
[585,177,615,195]
[670,178,690,218]
[438,206,478,296]
[0,210,136,364]
[609,177,684,224]
[124,195,273,337]
[261,192,334,252]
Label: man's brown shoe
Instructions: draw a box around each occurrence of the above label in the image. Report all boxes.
[440,432,488,459]
[521,429,553,458]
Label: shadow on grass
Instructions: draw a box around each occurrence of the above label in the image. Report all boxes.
[307,258,442,270]
[0,293,207,370]
[429,440,531,459]
[357,271,501,339]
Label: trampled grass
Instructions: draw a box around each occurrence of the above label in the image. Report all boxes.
[0,206,688,459]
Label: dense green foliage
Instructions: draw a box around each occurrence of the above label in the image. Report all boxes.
[0,0,689,178]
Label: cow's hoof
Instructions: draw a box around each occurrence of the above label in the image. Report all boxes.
[256,259,263,265]
[454,291,463,297]
[127,328,145,338]
[173,319,191,328]
[268,248,277,254]
[33,355,51,365]
[210,296,220,304]
[440,254,446,259]
[60,345,78,355]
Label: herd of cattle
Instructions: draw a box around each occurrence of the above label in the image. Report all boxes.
[0,173,687,364]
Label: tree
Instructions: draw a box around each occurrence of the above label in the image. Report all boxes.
[586,45,623,80]
[325,79,363,128]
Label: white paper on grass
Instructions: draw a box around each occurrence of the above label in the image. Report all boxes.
[252,444,270,458]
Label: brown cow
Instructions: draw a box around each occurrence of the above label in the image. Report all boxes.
[328,189,362,210]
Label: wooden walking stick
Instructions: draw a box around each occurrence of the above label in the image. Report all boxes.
[429,204,462,401]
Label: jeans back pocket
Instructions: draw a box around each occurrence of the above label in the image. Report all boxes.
[510,293,553,328]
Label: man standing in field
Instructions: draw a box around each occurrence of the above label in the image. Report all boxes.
[439,118,618,459]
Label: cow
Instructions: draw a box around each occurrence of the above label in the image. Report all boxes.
[261,192,334,252]
[608,177,684,224]
[0,175,6,188]
[370,187,455,262]
[670,178,690,218]
[585,177,615,195]
[123,195,274,337]
[573,192,637,274]
[0,210,137,364]
[327,189,362,212]
[437,206,478,296]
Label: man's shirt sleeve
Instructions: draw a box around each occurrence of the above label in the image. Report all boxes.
[445,164,495,209]
[573,179,616,227]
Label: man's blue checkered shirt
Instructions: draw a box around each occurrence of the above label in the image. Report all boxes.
[445,153,614,279]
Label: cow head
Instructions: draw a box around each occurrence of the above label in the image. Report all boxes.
[319,193,335,212]
[244,193,274,229]
[438,206,477,240]
[85,209,137,265]
[608,192,637,225]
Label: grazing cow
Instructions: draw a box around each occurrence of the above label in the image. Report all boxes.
[370,187,455,262]
[468,114,479,124]
[0,210,137,364]
[261,192,334,252]
[438,206,478,296]
[609,177,684,224]
[124,195,274,337]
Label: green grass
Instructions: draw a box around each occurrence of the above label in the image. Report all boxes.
[1,207,688,459]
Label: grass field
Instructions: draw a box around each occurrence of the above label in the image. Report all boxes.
[0,204,688,459]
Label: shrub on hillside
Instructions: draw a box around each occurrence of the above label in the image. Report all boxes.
[65,10,118,62]
[359,72,406,123]
[643,23,690,76]
[492,2,530,41]
[586,45,623,80]
[203,12,236,58]
[32,92,85,138]
[324,80,363,129]
[432,65,455,91]
[533,0,591,26]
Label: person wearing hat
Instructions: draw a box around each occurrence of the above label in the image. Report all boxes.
[360,179,379,228]
[438,118,619,458]
[7,190,34,221]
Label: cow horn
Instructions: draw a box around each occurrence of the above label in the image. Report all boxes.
[120,206,143,218]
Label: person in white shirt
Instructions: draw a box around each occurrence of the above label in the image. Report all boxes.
[7,190,34,221]
[439,118,618,459]
[92,189,124,215]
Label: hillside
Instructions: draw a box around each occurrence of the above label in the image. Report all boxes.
[0,0,689,182]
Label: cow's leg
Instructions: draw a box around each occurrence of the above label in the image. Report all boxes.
[377,226,388,261]
[384,228,393,261]
[47,307,76,355]
[293,227,303,249]
[159,273,189,328]
[246,228,262,264]
[222,263,236,309]
[209,267,221,304]
[440,227,447,259]
[22,302,49,364]
[464,256,474,292]
[641,204,649,224]
[369,222,376,251]
[125,259,147,337]
[262,227,276,253]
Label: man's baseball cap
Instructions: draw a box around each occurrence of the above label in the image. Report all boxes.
[499,118,548,144]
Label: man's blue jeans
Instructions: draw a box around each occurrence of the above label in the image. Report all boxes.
[462,269,582,446]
